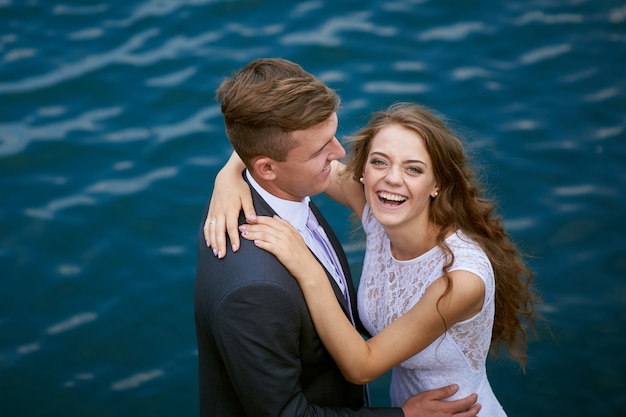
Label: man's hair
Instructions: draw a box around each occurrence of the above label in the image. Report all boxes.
[216,58,340,167]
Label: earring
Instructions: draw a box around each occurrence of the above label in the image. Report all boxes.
[433,191,439,197]
[359,177,364,184]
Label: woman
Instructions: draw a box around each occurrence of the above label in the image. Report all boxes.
[206,102,538,416]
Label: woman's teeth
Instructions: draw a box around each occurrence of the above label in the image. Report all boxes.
[377,191,406,205]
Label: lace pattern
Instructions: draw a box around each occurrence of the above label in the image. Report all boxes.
[357,205,503,415]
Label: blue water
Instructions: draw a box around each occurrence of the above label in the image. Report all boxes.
[1,1,625,416]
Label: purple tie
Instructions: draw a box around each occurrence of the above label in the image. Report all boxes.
[306,210,352,310]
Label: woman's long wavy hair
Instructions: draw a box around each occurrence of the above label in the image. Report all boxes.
[345,102,540,367]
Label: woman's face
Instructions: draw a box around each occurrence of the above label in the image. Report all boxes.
[362,123,439,230]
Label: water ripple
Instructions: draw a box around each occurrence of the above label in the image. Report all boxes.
[0,29,159,94]
[25,195,97,220]
[146,66,197,87]
[291,1,324,17]
[504,217,537,232]
[102,128,151,143]
[514,11,584,25]
[121,31,221,66]
[553,184,613,197]
[393,61,426,72]
[105,0,213,28]
[592,125,623,140]
[584,85,622,102]
[609,5,626,23]
[226,22,284,38]
[282,12,396,46]
[53,4,108,16]
[451,66,493,81]
[363,81,428,94]
[17,343,40,355]
[417,22,487,41]
[3,48,36,63]
[0,107,122,157]
[46,312,98,335]
[560,68,598,84]
[24,166,179,220]
[67,28,105,41]
[152,106,220,142]
[86,167,178,196]
[519,43,572,65]
[111,369,164,391]
[64,373,94,388]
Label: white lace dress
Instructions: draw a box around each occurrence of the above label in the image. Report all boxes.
[358,204,506,416]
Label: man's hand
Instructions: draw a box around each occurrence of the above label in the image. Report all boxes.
[401,385,481,417]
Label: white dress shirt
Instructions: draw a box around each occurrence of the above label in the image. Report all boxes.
[246,170,346,292]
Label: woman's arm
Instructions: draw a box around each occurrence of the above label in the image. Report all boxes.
[204,152,256,258]
[240,216,485,384]
[205,155,367,257]
[324,160,366,216]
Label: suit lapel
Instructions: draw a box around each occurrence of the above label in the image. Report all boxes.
[243,172,358,324]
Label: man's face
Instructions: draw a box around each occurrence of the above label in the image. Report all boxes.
[266,112,345,201]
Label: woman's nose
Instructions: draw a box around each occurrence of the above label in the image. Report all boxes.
[385,166,402,184]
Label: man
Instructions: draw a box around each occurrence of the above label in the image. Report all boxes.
[194,58,480,416]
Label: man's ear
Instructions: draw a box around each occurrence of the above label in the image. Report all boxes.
[251,156,277,181]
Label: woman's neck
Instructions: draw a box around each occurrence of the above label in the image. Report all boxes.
[385,220,440,261]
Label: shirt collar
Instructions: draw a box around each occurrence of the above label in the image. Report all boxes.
[245,170,310,233]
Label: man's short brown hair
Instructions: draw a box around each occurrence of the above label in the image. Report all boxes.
[216,58,340,167]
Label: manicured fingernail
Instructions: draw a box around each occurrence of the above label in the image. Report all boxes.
[206,240,211,248]
[232,244,237,252]
[213,248,218,256]
[248,214,257,220]
[217,250,223,258]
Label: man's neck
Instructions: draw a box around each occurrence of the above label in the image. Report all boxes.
[246,170,310,229]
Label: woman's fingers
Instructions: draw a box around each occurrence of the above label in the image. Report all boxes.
[239,217,290,245]
[239,217,320,280]
[204,213,226,258]
[239,216,308,262]
[204,192,252,258]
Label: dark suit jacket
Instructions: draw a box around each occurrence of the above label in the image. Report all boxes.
[194,174,403,417]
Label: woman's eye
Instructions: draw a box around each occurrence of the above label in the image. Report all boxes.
[408,167,423,174]
[371,159,386,166]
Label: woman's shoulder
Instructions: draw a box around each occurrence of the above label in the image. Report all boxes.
[447,230,493,277]
[447,230,484,253]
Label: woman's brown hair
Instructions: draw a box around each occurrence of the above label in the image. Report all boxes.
[345,102,540,367]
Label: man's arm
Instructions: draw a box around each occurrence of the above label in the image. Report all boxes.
[214,282,306,416]
[213,280,403,417]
